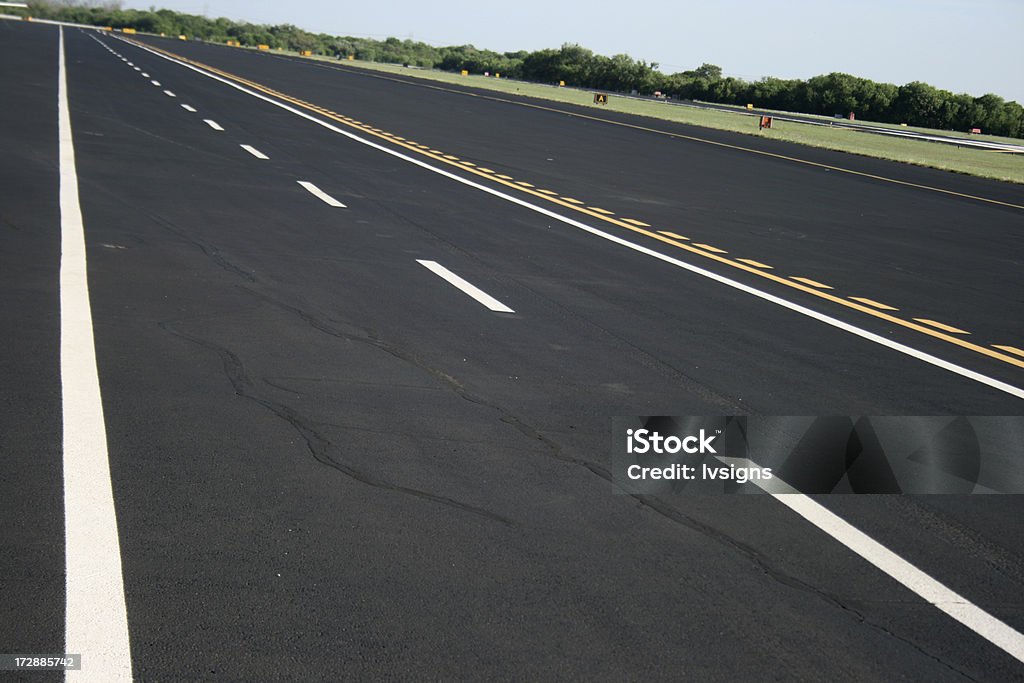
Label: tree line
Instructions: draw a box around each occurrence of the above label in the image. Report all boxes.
[27,1,1024,138]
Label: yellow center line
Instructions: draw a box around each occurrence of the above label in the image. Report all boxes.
[850,297,898,311]
[791,276,833,289]
[623,218,652,227]
[694,243,728,254]
[129,39,1024,371]
[658,231,689,240]
[915,319,971,335]
[994,345,1024,358]
[736,258,772,269]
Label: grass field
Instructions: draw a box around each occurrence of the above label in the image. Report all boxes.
[285,52,1024,185]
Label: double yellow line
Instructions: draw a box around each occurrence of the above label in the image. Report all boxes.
[125,38,1024,372]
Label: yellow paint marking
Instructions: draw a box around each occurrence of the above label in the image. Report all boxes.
[658,231,689,240]
[515,181,534,187]
[393,136,406,141]
[850,297,898,311]
[994,345,1024,358]
[537,189,558,196]
[429,149,443,154]
[443,155,460,160]
[791,277,833,289]
[914,319,970,335]
[561,197,584,204]
[587,207,614,215]
[461,161,476,166]
[623,218,652,227]
[694,243,728,254]
[496,174,514,180]
[736,258,772,269]
[479,168,496,174]
[129,40,1024,371]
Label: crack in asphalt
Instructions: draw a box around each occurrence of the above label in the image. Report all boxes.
[159,320,514,527]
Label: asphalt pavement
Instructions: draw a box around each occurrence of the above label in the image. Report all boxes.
[2,21,1023,681]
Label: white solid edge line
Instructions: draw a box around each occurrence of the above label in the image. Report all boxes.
[115,36,1024,405]
[417,260,515,313]
[203,119,224,131]
[59,27,133,682]
[775,494,1024,664]
[240,144,269,160]
[114,33,1024,662]
[297,180,346,207]
[180,104,196,112]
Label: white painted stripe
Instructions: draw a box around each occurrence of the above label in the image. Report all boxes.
[126,61,133,65]
[203,119,224,131]
[775,494,1024,664]
[117,38,1024,401]
[297,180,346,207]
[240,144,269,159]
[712,454,1024,664]
[140,72,148,77]
[416,260,515,313]
[132,66,140,71]
[58,27,133,682]
[163,90,176,97]
[150,80,161,86]
[180,104,196,112]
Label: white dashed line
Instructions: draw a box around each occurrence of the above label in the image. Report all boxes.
[150,80,161,86]
[163,90,176,97]
[203,119,224,131]
[297,180,346,207]
[181,104,197,112]
[416,260,515,313]
[240,144,269,159]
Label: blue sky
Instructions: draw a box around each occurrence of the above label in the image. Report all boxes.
[124,0,1024,102]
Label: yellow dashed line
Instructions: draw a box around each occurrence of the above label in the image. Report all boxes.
[461,161,476,167]
[850,297,898,311]
[561,197,584,204]
[736,258,772,269]
[694,243,728,254]
[914,319,970,335]
[791,277,832,289]
[496,174,513,180]
[587,207,614,215]
[623,218,651,227]
[516,180,534,187]
[537,189,558,196]
[443,155,460,160]
[658,231,689,240]
[994,345,1024,358]
[429,149,443,154]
